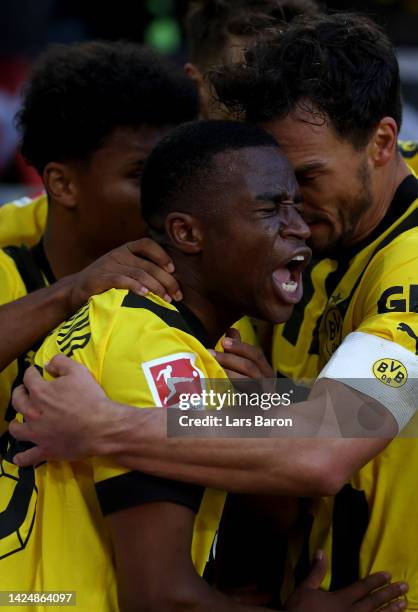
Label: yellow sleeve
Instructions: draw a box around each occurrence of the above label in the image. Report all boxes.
[34,290,227,576]
[94,294,225,486]
[0,194,47,248]
[35,290,223,507]
[355,231,418,354]
[0,249,27,305]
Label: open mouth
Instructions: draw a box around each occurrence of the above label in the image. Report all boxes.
[272,249,311,304]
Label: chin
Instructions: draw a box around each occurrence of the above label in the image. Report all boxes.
[267,302,295,324]
[307,233,340,255]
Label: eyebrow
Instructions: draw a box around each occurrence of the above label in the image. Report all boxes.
[294,161,326,175]
[123,159,147,169]
[255,191,302,205]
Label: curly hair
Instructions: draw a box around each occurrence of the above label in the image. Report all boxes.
[185,0,320,69]
[17,41,199,174]
[141,120,278,229]
[211,12,402,148]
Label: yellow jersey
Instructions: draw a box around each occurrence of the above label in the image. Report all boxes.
[284,175,418,609]
[0,289,228,611]
[272,144,418,384]
[0,243,52,435]
[0,194,47,248]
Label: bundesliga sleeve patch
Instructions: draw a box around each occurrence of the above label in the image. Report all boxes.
[317,331,418,431]
[142,352,205,407]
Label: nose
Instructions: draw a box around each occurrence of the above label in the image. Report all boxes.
[279,205,311,241]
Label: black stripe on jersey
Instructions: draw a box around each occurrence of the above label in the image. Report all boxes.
[3,245,47,294]
[310,175,418,355]
[281,262,315,347]
[330,485,369,590]
[30,241,56,285]
[329,205,418,326]
[308,258,352,355]
[95,471,204,516]
[122,292,211,348]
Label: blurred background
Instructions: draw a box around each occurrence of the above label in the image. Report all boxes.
[0,0,417,204]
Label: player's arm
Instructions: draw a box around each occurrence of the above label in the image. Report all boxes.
[107,501,406,612]
[0,239,179,371]
[107,499,271,612]
[10,346,397,497]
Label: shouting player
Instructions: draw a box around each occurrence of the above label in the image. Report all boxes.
[12,13,418,609]
[6,120,407,612]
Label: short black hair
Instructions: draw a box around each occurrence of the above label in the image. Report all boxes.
[141,120,278,229]
[17,41,199,175]
[212,12,402,148]
[186,0,320,69]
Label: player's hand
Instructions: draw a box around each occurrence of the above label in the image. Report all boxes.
[285,550,407,612]
[10,355,113,465]
[210,328,274,379]
[66,238,182,310]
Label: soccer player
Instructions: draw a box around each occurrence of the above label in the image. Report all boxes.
[0,41,197,429]
[184,0,320,119]
[184,0,418,173]
[5,120,407,612]
[12,13,418,609]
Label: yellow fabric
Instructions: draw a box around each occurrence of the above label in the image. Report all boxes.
[0,289,227,611]
[272,257,337,385]
[272,140,418,384]
[0,194,47,248]
[284,188,418,609]
[0,250,28,435]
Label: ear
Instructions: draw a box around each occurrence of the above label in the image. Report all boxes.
[43,162,78,209]
[369,117,398,168]
[184,62,211,119]
[165,212,203,254]
[184,62,203,85]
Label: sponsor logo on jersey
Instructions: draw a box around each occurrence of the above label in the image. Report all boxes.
[142,352,205,407]
[377,285,418,314]
[322,306,343,357]
[397,322,418,355]
[372,358,408,388]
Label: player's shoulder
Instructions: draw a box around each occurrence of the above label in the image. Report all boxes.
[89,289,208,345]
[88,289,180,326]
[0,193,47,248]
[0,246,27,304]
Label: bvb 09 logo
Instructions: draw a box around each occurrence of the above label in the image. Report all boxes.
[0,459,37,559]
[372,358,408,388]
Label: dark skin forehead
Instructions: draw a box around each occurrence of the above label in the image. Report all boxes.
[211,146,300,207]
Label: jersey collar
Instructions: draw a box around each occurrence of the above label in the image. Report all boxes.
[175,302,212,349]
[31,240,56,285]
[335,174,418,262]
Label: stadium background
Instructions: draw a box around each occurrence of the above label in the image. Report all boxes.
[0,0,417,205]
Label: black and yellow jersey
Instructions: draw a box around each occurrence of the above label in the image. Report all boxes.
[282,175,418,609]
[0,194,47,248]
[399,140,418,176]
[0,289,228,610]
[272,144,418,385]
[0,243,53,435]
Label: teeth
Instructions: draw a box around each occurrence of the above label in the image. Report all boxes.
[292,255,305,261]
[281,280,298,293]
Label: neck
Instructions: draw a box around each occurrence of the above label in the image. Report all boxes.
[347,155,411,247]
[173,261,241,347]
[42,205,97,279]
